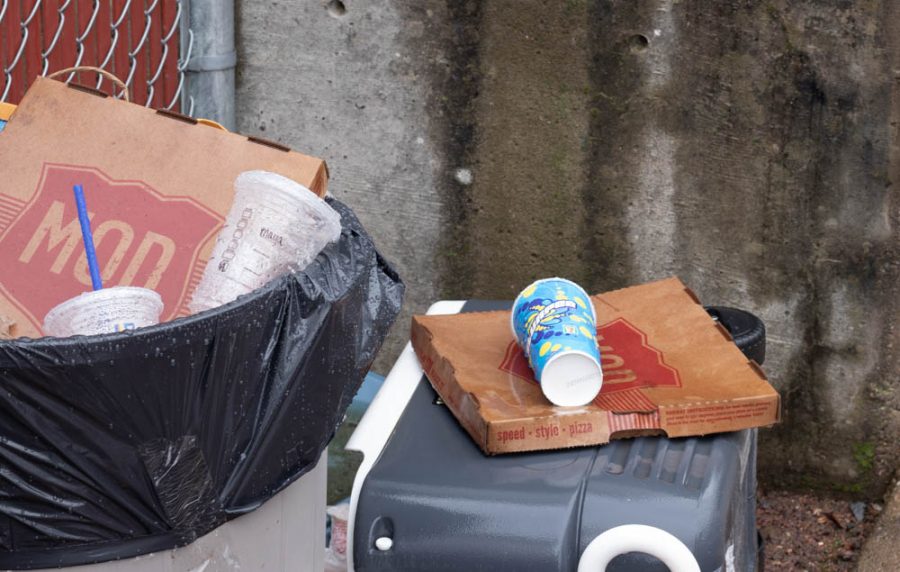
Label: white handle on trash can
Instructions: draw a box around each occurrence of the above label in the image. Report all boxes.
[577,524,701,572]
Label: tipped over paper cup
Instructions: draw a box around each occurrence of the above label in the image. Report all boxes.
[43,286,163,338]
[511,278,603,406]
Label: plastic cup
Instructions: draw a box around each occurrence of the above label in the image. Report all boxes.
[43,286,164,337]
[511,278,603,406]
[189,170,342,313]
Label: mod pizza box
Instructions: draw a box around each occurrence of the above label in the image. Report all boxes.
[0,77,328,338]
[411,277,780,454]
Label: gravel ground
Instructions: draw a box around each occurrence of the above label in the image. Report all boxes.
[758,490,878,571]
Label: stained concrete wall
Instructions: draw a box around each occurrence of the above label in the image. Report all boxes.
[236,0,900,495]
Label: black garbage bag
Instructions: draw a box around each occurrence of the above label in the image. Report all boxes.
[0,198,404,569]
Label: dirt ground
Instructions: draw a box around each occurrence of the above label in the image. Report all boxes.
[758,490,877,571]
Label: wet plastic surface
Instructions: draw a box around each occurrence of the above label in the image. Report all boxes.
[0,198,404,569]
[354,302,763,572]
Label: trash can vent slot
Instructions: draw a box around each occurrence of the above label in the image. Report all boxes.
[247,136,290,152]
[156,108,199,125]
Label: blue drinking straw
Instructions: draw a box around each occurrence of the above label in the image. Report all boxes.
[73,184,103,291]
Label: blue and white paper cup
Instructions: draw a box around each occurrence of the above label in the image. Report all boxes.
[511,278,603,406]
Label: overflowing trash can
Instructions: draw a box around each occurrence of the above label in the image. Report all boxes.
[0,199,404,569]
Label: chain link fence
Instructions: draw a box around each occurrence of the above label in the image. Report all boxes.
[0,0,193,113]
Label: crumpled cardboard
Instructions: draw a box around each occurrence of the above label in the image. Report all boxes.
[0,77,329,338]
[411,277,781,454]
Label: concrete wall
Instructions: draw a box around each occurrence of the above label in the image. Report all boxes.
[236,0,900,495]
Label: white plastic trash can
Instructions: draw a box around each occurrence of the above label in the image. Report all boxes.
[16,454,327,572]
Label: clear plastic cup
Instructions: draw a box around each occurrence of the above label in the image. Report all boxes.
[189,171,342,313]
[43,286,164,337]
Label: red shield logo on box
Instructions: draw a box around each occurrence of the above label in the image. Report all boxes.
[0,164,223,332]
[500,317,681,411]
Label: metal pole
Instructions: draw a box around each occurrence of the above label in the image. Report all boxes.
[184,0,236,130]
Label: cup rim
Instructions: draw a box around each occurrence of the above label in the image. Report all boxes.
[235,170,321,208]
[43,286,164,331]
